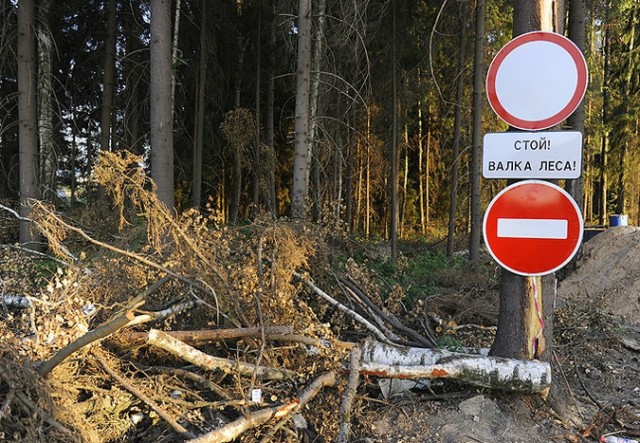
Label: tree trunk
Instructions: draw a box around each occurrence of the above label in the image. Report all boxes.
[598,0,611,225]
[447,4,467,258]
[37,0,55,202]
[252,5,262,216]
[390,0,398,262]
[345,110,355,231]
[100,0,116,157]
[230,1,245,224]
[400,122,409,239]
[97,0,116,202]
[614,6,636,215]
[425,106,431,227]
[150,0,175,209]
[290,0,312,220]
[491,0,562,363]
[309,0,326,222]
[566,0,586,210]
[191,0,207,209]
[418,100,425,235]
[17,0,39,248]
[265,0,278,217]
[469,0,485,265]
[170,0,181,114]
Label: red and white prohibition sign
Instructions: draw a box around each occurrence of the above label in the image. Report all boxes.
[483,180,583,276]
[486,31,588,131]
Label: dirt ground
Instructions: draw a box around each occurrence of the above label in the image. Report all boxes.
[1,212,639,443]
[363,226,640,443]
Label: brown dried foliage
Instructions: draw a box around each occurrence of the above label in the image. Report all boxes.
[1,151,351,442]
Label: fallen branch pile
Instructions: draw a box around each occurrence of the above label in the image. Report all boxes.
[23,273,550,441]
[0,154,551,442]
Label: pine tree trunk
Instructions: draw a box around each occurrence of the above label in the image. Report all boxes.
[150,0,175,209]
[598,0,611,225]
[290,0,313,220]
[309,0,326,222]
[390,0,398,262]
[469,0,485,264]
[17,0,39,248]
[230,1,245,223]
[447,4,467,258]
[37,0,56,202]
[191,0,207,209]
[265,0,278,216]
[566,0,586,210]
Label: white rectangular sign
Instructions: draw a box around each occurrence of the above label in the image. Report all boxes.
[497,218,568,239]
[483,131,583,179]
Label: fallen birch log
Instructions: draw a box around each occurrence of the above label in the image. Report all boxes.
[146,329,296,381]
[360,338,551,395]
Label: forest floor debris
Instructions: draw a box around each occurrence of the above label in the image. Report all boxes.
[1,155,639,442]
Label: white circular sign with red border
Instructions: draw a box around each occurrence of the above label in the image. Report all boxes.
[483,180,583,276]
[486,31,588,131]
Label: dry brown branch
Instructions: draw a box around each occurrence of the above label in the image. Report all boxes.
[268,333,355,350]
[93,351,196,440]
[293,272,391,344]
[146,329,297,381]
[38,309,136,378]
[188,370,337,443]
[31,201,226,318]
[133,364,233,401]
[2,243,71,267]
[116,326,294,347]
[337,345,362,443]
[125,298,202,327]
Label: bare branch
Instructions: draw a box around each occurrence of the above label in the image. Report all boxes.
[293,272,391,344]
[188,370,337,443]
[94,351,196,440]
[116,326,294,347]
[145,329,297,381]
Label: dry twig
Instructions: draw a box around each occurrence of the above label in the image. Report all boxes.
[340,275,437,347]
[93,351,196,439]
[293,272,391,344]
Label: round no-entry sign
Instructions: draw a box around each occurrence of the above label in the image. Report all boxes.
[486,31,588,131]
[483,180,583,276]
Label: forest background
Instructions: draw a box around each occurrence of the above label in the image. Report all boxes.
[1,0,639,256]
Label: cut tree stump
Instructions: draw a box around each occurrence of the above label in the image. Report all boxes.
[359,338,551,395]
